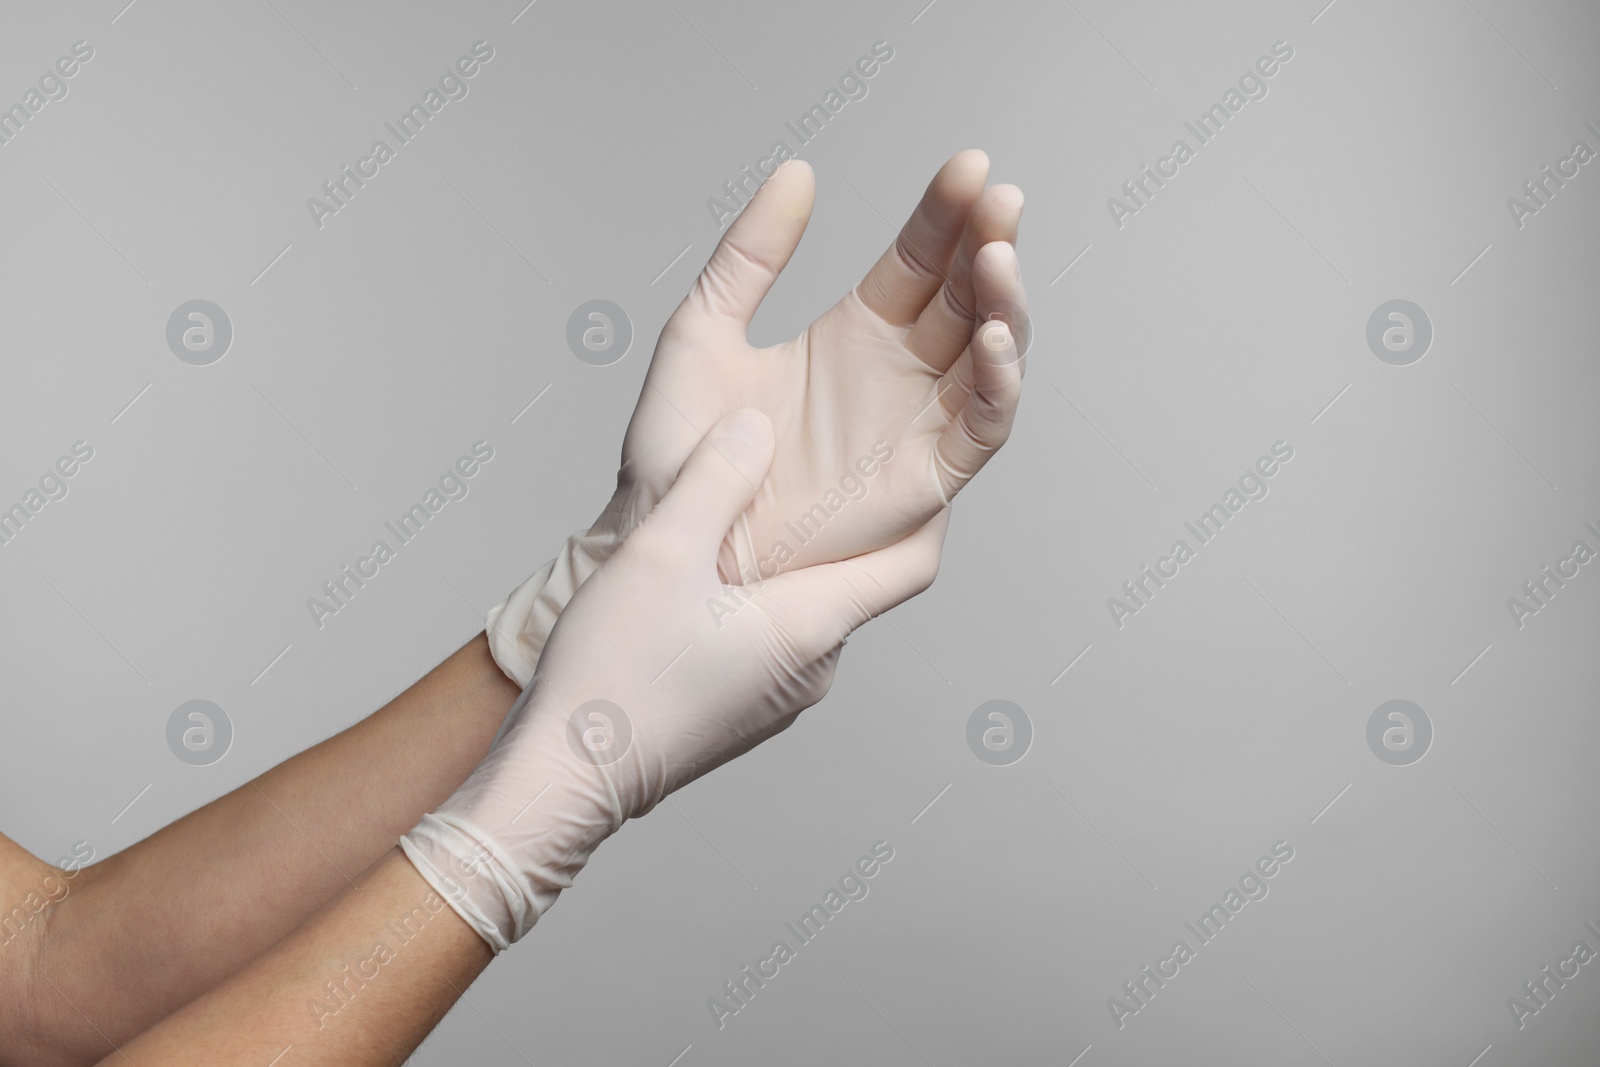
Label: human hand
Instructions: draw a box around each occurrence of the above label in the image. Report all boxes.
[405,409,954,950]
[620,150,1028,582]
[487,151,1028,684]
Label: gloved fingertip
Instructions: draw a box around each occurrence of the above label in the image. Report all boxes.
[709,408,774,463]
[973,239,1017,276]
[989,183,1025,216]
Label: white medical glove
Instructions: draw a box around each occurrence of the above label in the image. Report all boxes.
[403,409,950,951]
[484,526,618,685]
[486,151,1028,686]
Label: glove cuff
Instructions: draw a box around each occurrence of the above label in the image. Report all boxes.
[486,526,621,687]
[400,811,573,954]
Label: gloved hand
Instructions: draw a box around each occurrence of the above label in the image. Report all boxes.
[486,150,1028,686]
[403,408,961,950]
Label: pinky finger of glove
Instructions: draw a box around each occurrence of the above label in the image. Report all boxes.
[930,315,1022,505]
[934,237,1031,421]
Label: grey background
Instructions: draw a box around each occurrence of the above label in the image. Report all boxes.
[3,0,1597,1063]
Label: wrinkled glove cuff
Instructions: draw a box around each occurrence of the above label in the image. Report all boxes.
[486,527,620,687]
[400,812,573,954]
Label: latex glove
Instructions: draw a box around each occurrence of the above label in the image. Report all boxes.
[403,409,954,951]
[486,150,1028,686]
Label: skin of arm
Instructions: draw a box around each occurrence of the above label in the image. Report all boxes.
[100,847,491,1067]
[93,403,988,1067]
[1,632,518,1067]
[0,149,1026,1066]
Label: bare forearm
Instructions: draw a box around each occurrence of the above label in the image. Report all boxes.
[105,848,492,1067]
[27,633,517,1065]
